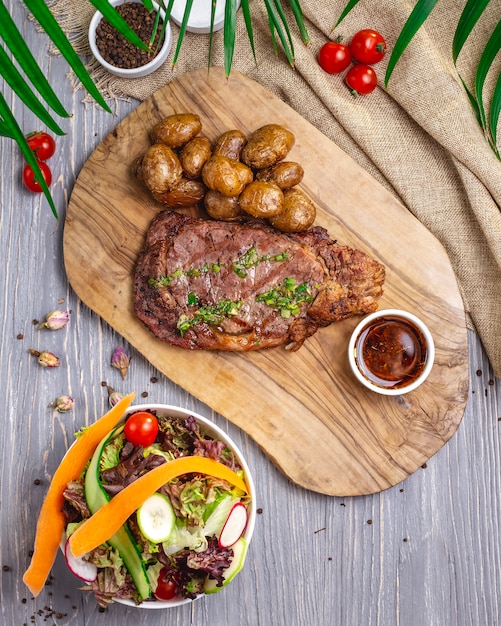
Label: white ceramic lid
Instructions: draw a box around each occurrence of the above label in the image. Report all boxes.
[170,0,241,34]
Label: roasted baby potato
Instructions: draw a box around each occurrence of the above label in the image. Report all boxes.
[255,161,304,189]
[152,178,206,209]
[202,155,253,197]
[141,143,183,194]
[269,187,316,232]
[180,136,212,179]
[238,181,284,219]
[241,124,295,169]
[204,190,246,221]
[212,130,248,161]
[150,113,202,149]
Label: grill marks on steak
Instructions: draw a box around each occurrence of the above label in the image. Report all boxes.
[133,211,385,351]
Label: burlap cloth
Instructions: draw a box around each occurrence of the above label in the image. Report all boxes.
[53,0,501,378]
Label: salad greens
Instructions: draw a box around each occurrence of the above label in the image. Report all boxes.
[62,412,251,607]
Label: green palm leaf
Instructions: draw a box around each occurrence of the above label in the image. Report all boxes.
[0,47,65,136]
[452,0,491,63]
[334,0,361,27]
[475,19,501,131]
[458,75,483,128]
[489,71,501,149]
[263,0,295,66]
[87,0,150,50]
[289,0,310,44]
[169,0,193,67]
[25,0,111,113]
[0,91,58,219]
[0,2,68,122]
[240,0,257,64]
[224,0,238,76]
[385,0,440,87]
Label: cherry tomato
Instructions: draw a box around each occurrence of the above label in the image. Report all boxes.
[345,64,378,95]
[349,29,387,65]
[26,131,56,160]
[154,569,178,600]
[124,411,159,447]
[317,41,352,74]
[22,160,52,193]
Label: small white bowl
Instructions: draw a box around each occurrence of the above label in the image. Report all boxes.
[170,0,241,34]
[347,309,435,396]
[89,0,172,78]
[110,404,255,609]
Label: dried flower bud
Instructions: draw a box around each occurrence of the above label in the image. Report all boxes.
[38,309,69,331]
[106,385,124,408]
[29,349,60,368]
[49,395,74,412]
[111,346,131,380]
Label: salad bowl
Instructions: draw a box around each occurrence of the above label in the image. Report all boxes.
[62,403,256,609]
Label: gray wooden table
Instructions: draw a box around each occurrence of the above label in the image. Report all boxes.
[1,7,500,626]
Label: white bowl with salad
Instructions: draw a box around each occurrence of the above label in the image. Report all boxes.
[60,403,256,608]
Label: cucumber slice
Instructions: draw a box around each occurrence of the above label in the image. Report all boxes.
[204,537,248,594]
[137,493,176,543]
[85,426,151,600]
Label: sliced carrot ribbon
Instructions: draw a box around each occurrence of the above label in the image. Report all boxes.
[22,393,136,597]
[69,456,248,558]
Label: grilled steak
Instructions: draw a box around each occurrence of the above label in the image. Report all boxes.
[133,211,385,351]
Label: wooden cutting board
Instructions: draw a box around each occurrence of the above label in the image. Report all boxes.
[63,68,469,497]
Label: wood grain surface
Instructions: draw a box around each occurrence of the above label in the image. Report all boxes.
[63,68,468,496]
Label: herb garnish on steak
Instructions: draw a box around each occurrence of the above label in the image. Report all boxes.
[133,211,385,351]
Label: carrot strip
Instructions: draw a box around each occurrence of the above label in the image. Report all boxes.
[22,393,136,597]
[69,456,248,558]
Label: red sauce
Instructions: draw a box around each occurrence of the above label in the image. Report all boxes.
[354,315,428,389]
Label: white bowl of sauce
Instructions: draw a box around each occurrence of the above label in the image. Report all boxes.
[348,309,435,396]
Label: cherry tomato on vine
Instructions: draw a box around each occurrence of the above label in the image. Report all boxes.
[345,64,378,95]
[124,411,159,447]
[26,131,56,160]
[317,41,352,74]
[22,160,52,193]
[154,569,178,600]
[349,29,387,65]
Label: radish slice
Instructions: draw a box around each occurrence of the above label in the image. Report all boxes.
[64,538,98,583]
[218,502,248,548]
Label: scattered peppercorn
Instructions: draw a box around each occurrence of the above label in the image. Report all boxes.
[476,369,482,376]
[367,519,372,524]
[17,333,24,340]
[34,478,41,485]
[256,508,263,514]
[141,391,148,398]
[151,376,158,383]
[2,564,10,571]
